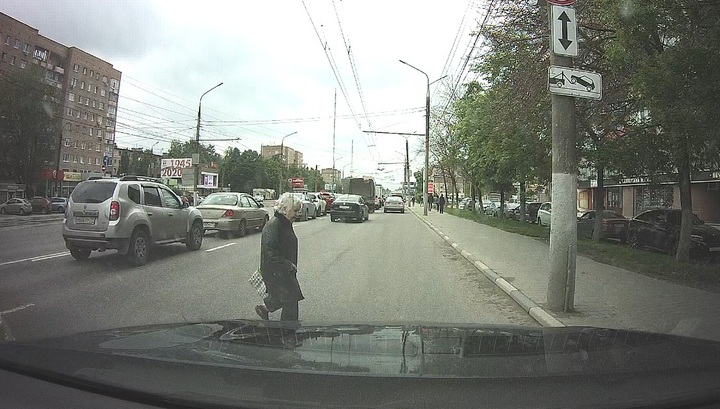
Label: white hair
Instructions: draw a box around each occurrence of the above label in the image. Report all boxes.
[275,192,303,215]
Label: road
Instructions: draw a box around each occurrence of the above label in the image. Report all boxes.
[0,208,536,342]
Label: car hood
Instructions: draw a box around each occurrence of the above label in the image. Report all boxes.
[2,321,720,408]
[694,223,720,239]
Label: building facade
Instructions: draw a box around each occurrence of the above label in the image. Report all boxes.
[0,12,121,197]
[260,144,303,167]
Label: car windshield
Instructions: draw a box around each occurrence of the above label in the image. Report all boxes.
[3,2,720,407]
[202,194,238,206]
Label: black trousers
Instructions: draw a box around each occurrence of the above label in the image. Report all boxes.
[265,299,299,321]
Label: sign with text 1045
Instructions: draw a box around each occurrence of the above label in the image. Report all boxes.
[160,158,192,178]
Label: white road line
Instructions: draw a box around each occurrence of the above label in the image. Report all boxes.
[0,251,69,267]
[0,303,35,315]
[205,242,236,252]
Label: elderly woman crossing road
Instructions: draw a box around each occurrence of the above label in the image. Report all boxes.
[254,192,305,321]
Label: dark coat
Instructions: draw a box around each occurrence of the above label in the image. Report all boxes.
[260,212,304,303]
[439,195,446,206]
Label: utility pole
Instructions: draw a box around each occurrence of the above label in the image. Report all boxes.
[195,82,223,205]
[350,140,353,178]
[405,137,410,198]
[332,89,337,192]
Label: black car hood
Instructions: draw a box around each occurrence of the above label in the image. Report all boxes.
[2,321,720,408]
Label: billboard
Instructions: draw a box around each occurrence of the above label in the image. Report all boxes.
[160,158,192,178]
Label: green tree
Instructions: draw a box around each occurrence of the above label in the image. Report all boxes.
[118,151,130,175]
[0,67,61,194]
[165,139,221,165]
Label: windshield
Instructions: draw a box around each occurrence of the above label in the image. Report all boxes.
[2,1,720,407]
[202,194,238,206]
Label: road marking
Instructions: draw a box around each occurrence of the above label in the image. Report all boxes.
[205,242,236,252]
[0,303,35,315]
[0,251,69,267]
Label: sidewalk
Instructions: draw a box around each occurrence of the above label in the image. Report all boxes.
[410,205,720,342]
[0,213,64,229]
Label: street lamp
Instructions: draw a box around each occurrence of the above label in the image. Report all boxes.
[194,82,223,204]
[278,131,298,195]
[54,122,71,196]
[399,59,446,216]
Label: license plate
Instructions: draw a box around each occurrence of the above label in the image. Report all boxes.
[203,222,216,228]
[710,247,720,252]
[75,217,96,225]
[339,205,350,210]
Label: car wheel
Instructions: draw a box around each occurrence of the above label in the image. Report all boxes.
[57,206,64,213]
[18,208,26,216]
[330,216,337,222]
[186,221,203,251]
[627,233,640,249]
[316,208,321,218]
[364,212,369,221]
[401,210,405,214]
[384,209,387,213]
[69,248,91,261]
[127,229,150,266]
[234,220,247,238]
[0,207,5,214]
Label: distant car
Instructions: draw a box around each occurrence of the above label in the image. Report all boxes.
[307,192,327,217]
[0,198,32,215]
[254,195,265,204]
[483,201,500,217]
[383,196,405,213]
[50,197,68,213]
[510,202,542,222]
[30,196,51,214]
[317,191,334,209]
[329,194,369,222]
[627,209,720,260]
[196,192,269,239]
[577,210,628,242]
[289,192,316,221]
[503,203,520,219]
[62,175,204,265]
[537,202,552,226]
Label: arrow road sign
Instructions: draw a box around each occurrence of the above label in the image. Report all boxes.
[548,66,602,100]
[551,5,577,57]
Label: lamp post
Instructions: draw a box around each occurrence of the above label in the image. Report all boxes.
[399,60,445,216]
[194,82,223,204]
[278,131,298,196]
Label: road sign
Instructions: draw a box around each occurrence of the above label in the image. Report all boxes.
[551,5,577,57]
[427,182,434,195]
[548,66,602,100]
[547,0,574,5]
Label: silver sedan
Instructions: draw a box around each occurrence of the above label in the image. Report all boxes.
[197,192,269,238]
[0,198,33,215]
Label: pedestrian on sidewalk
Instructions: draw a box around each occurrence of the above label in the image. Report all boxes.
[255,192,305,321]
[410,196,415,207]
[427,194,434,212]
[438,194,446,214]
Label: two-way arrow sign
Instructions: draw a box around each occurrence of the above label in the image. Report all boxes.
[551,5,577,57]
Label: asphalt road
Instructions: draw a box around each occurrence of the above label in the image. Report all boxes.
[0,208,536,342]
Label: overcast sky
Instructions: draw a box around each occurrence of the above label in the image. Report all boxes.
[3,0,488,189]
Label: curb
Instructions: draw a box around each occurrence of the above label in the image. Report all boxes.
[409,207,565,328]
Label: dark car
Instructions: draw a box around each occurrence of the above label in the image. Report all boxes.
[29,196,51,214]
[627,209,720,260]
[577,210,629,242]
[510,202,543,223]
[329,194,369,223]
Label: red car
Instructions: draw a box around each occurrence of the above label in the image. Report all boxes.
[318,191,334,208]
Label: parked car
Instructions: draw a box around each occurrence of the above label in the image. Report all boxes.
[0,198,32,215]
[307,192,327,217]
[62,175,204,266]
[537,202,552,226]
[196,192,269,239]
[483,201,500,217]
[287,192,316,221]
[329,194,369,222]
[383,196,405,213]
[577,210,629,242]
[50,197,68,213]
[30,196,51,214]
[317,191,334,209]
[503,203,520,219]
[627,209,720,260]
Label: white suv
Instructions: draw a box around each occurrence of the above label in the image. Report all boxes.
[62,176,204,266]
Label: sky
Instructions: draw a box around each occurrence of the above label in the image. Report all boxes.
[2,0,489,190]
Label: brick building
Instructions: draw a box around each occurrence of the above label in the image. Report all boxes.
[260,144,303,167]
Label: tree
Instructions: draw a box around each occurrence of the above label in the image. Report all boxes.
[118,151,130,175]
[165,139,221,165]
[0,67,61,194]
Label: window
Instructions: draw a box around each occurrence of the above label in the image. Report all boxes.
[105,145,112,153]
[64,138,70,147]
[66,108,73,117]
[143,186,162,207]
[88,142,93,151]
[89,113,94,122]
[22,43,29,53]
[110,78,118,89]
[127,185,141,204]
[10,56,15,65]
[161,188,181,209]
[95,157,100,165]
[14,39,19,48]
[97,129,103,137]
[99,102,104,110]
[76,110,80,118]
[70,78,77,88]
[81,141,86,150]
[85,97,89,106]
[94,85,97,94]
[89,70,94,77]
[240,196,252,208]
[96,144,101,152]
[62,153,70,162]
[97,116,103,125]
[100,89,106,97]
[68,92,75,102]
[92,100,96,108]
[73,155,78,163]
[73,63,79,72]
[80,156,85,164]
[82,67,87,74]
[89,127,93,136]
[4,35,9,45]
[80,81,85,90]
[20,60,27,69]
[1,53,6,63]
[102,75,108,84]
[74,140,79,149]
